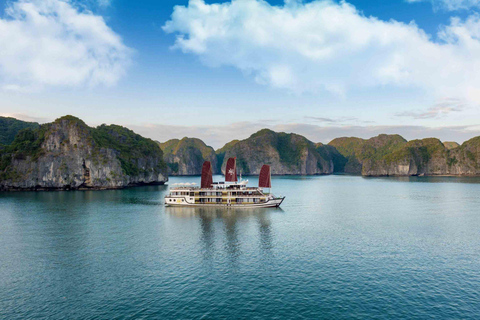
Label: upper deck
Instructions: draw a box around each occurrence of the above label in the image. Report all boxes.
[170,181,259,192]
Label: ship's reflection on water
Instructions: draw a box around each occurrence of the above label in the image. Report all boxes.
[166,207,281,265]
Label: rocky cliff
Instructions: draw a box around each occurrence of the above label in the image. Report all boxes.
[218,129,334,175]
[328,137,365,173]
[4,115,479,183]
[159,137,218,175]
[330,134,480,176]
[362,138,445,176]
[329,134,407,174]
[363,137,480,176]
[0,116,167,190]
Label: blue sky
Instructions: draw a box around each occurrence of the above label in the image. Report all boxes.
[1,0,480,148]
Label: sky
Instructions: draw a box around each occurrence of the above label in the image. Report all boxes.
[1,0,480,148]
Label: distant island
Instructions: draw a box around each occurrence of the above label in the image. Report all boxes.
[162,128,480,177]
[1,115,480,191]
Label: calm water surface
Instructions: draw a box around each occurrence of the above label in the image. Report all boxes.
[1,175,480,319]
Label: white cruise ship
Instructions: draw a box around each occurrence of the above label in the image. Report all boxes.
[164,158,285,208]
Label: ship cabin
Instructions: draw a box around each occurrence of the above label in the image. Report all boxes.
[167,182,269,205]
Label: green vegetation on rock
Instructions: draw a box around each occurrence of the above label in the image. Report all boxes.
[217,129,333,175]
[328,137,365,173]
[0,117,39,145]
[443,141,460,150]
[216,139,240,167]
[353,136,478,176]
[0,125,48,180]
[276,132,306,166]
[326,133,480,176]
[0,115,167,189]
[316,143,347,172]
[4,114,480,181]
[328,134,407,174]
[92,124,165,176]
[160,137,217,175]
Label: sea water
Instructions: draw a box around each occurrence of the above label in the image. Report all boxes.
[1,175,480,319]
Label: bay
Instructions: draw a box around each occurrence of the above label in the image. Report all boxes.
[1,175,480,319]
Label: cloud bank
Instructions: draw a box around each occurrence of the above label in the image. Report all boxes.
[0,0,131,90]
[164,0,480,102]
[396,98,467,119]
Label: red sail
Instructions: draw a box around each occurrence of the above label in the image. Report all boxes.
[225,157,237,182]
[201,161,213,188]
[259,164,271,188]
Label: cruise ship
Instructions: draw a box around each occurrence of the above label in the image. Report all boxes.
[165,158,285,208]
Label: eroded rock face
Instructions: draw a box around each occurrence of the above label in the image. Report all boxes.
[328,134,407,174]
[362,159,420,176]
[219,129,334,175]
[361,138,480,176]
[0,116,167,190]
[3,118,480,184]
[155,130,480,177]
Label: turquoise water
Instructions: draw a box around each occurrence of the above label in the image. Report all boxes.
[1,175,480,319]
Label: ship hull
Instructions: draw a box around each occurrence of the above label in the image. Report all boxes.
[165,197,285,208]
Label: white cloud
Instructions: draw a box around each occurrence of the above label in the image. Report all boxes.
[97,0,111,7]
[0,0,131,90]
[396,98,467,119]
[164,0,480,103]
[406,0,480,11]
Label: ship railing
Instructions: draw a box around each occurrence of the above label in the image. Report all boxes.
[170,186,258,190]
[194,195,266,198]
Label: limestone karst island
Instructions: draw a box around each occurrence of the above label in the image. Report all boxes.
[1,115,480,191]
